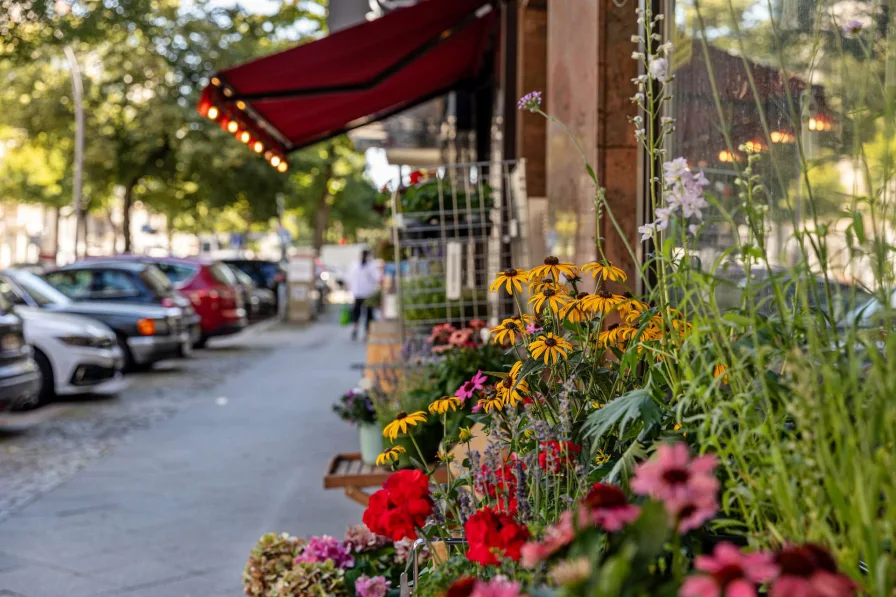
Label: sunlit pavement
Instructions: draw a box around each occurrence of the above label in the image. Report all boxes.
[0,317,366,596]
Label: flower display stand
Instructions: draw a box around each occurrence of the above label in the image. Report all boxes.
[323,453,448,506]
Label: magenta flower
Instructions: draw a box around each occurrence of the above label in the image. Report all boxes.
[582,483,641,532]
[770,544,857,597]
[521,509,576,568]
[667,492,719,534]
[355,575,390,597]
[680,542,777,597]
[518,91,542,112]
[470,577,525,597]
[631,442,719,502]
[525,321,543,334]
[455,370,488,401]
[295,535,354,568]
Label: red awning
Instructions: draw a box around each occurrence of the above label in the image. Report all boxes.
[198,0,497,169]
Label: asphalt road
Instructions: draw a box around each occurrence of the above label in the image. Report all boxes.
[0,318,366,596]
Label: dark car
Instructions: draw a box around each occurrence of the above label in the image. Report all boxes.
[86,255,248,347]
[0,292,41,412]
[223,259,286,305]
[0,269,190,370]
[42,261,202,351]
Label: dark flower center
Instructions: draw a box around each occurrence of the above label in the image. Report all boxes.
[544,256,559,265]
[577,292,590,300]
[662,467,691,485]
[543,288,556,297]
[462,381,474,391]
[712,564,745,588]
[623,291,634,298]
[505,322,520,331]
[583,483,628,510]
[677,503,697,520]
[502,377,514,389]
[504,268,518,277]
[395,411,408,420]
[544,337,558,347]
[608,323,620,331]
[775,545,835,577]
[597,289,612,298]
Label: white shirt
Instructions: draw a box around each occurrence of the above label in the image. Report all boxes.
[347,260,380,299]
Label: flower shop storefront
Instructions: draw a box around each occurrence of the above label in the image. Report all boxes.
[204,0,894,596]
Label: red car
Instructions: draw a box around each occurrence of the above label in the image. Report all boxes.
[94,256,247,347]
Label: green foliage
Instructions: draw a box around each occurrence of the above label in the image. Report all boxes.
[582,389,663,448]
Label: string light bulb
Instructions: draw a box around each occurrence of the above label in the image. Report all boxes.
[226,121,239,134]
[277,161,288,173]
[252,140,264,153]
[239,131,251,143]
[718,149,735,162]
[207,106,219,120]
[270,156,281,167]
[236,100,246,110]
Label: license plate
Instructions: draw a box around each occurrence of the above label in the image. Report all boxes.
[1,333,22,351]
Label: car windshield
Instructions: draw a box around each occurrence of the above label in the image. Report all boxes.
[14,271,71,307]
[152,262,198,286]
[140,265,174,296]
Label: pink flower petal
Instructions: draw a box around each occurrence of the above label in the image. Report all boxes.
[680,575,721,597]
[726,579,757,597]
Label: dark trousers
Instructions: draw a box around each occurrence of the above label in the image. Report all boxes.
[351,298,374,333]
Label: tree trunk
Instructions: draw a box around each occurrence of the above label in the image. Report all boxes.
[123,180,136,253]
[311,144,336,256]
[107,212,120,254]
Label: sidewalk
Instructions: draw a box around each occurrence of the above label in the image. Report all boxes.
[0,320,367,596]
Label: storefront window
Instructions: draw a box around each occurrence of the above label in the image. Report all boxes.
[669,0,888,305]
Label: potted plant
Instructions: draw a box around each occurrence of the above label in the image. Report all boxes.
[333,385,382,465]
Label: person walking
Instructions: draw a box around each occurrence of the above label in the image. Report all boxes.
[346,249,379,341]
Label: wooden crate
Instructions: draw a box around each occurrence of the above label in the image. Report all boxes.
[324,453,448,506]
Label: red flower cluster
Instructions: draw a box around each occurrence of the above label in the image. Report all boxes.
[464,507,530,566]
[538,440,581,473]
[363,470,433,541]
[479,458,526,514]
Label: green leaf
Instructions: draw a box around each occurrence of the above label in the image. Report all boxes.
[594,541,636,597]
[583,389,663,449]
[627,501,669,566]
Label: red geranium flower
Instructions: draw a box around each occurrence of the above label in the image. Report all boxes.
[479,458,526,514]
[538,440,581,473]
[363,470,433,541]
[409,170,425,185]
[464,507,530,566]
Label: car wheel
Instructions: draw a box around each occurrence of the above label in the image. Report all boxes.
[193,335,209,349]
[32,348,55,406]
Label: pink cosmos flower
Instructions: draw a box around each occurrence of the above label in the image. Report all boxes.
[631,443,719,502]
[680,542,778,597]
[455,370,488,401]
[521,510,576,568]
[470,577,525,597]
[525,321,543,334]
[582,483,641,532]
[770,544,857,597]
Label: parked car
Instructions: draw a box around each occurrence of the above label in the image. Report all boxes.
[0,293,41,412]
[42,261,202,351]
[89,256,248,347]
[16,307,126,404]
[225,264,259,319]
[222,259,286,305]
[0,269,190,370]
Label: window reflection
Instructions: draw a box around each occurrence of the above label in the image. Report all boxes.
[669,0,887,300]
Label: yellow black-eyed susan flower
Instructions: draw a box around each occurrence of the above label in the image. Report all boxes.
[489,268,528,295]
[528,277,560,293]
[528,256,578,282]
[528,286,572,313]
[597,324,621,347]
[583,289,625,314]
[491,318,528,345]
[559,297,591,323]
[713,364,729,384]
[436,450,454,464]
[496,376,529,407]
[383,411,428,441]
[618,293,650,322]
[458,426,473,442]
[477,395,504,413]
[428,396,462,415]
[509,360,524,378]
[529,332,573,365]
[376,445,406,467]
[582,261,627,282]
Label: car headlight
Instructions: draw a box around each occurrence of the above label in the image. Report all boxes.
[58,335,115,349]
[0,333,23,351]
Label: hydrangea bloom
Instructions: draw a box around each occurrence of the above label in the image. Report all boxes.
[343,524,390,553]
[355,575,390,597]
[295,535,354,569]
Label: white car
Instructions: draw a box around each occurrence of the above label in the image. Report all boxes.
[15,307,128,403]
